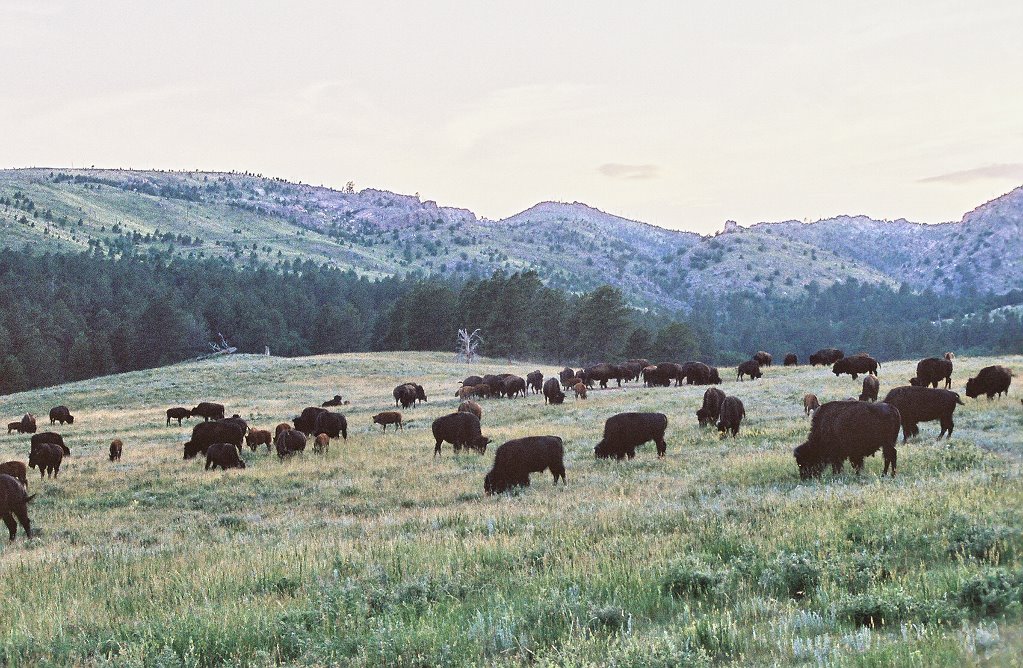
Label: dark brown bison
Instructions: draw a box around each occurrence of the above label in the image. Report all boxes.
[594,412,668,459]
[372,411,403,431]
[275,429,307,458]
[205,442,246,470]
[0,474,34,540]
[28,443,63,478]
[736,360,762,381]
[166,407,192,426]
[644,363,680,387]
[462,375,484,388]
[321,394,346,407]
[882,386,965,440]
[964,365,1012,400]
[809,348,844,366]
[753,351,773,366]
[6,422,22,434]
[910,357,953,389]
[183,421,244,459]
[484,436,566,494]
[784,353,798,366]
[696,387,726,427]
[832,355,879,380]
[8,414,36,434]
[619,361,644,382]
[859,375,880,402]
[794,400,900,478]
[48,405,74,425]
[803,393,820,416]
[293,407,327,434]
[431,412,490,456]
[680,361,719,385]
[191,402,225,421]
[274,422,291,437]
[575,369,594,388]
[457,401,482,420]
[0,461,28,490]
[586,363,622,389]
[543,377,566,405]
[526,371,544,394]
[109,439,123,462]
[559,368,576,388]
[245,429,272,452]
[626,358,650,369]
[30,433,70,456]
[502,376,527,398]
[313,411,348,440]
[313,433,330,454]
[219,415,248,436]
[717,396,745,437]
[394,383,427,407]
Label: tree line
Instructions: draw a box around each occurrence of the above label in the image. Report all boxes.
[0,247,1019,395]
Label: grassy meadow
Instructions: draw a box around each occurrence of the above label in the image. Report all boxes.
[0,352,1021,666]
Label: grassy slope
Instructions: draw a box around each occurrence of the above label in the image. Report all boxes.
[0,353,1021,666]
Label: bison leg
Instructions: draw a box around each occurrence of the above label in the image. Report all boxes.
[655,438,667,457]
[831,460,843,475]
[939,417,954,439]
[882,446,897,477]
[551,463,566,485]
[2,513,16,540]
[434,440,443,456]
[850,458,864,475]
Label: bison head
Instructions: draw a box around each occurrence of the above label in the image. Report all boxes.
[793,442,824,480]
[414,385,428,402]
[964,377,981,399]
[183,440,202,459]
[696,408,710,427]
[469,436,491,454]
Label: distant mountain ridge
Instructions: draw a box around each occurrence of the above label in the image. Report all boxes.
[0,167,1019,310]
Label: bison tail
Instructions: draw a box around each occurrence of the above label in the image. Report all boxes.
[956,395,965,405]
[24,493,36,504]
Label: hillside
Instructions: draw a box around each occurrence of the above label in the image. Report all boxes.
[0,351,1021,664]
[1,168,1020,310]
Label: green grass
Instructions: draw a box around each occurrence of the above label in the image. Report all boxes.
[1,353,1021,666]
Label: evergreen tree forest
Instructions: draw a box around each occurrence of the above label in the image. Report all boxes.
[0,247,1019,395]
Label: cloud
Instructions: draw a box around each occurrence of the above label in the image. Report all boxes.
[918,163,1023,184]
[598,163,660,180]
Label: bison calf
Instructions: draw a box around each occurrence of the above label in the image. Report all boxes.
[0,474,34,540]
[803,393,820,416]
[313,433,330,454]
[245,429,272,452]
[484,436,566,494]
[109,439,123,462]
[573,383,588,400]
[372,411,404,431]
[166,407,192,426]
[595,413,668,459]
[205,442,246,470]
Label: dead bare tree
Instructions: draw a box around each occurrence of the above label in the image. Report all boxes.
[207,332,237,356]
[456,328,483,364]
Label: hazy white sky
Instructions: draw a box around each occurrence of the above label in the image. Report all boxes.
[2,0,1022,233]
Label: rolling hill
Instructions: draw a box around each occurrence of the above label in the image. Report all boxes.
[1,168,1020,310]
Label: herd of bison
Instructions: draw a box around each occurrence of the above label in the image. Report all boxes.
[0,350,1017,540]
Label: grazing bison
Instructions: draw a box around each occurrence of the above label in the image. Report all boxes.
[462,375,484,388]
[911,357,953,389]
[559,368,576,388]
[166,407,192,426]
[484,436,566,494]
[882,386,964,440]
[753,351,773,366]
[680,361,719,386]
[219,415,249,436]
[321,394,346,407]
[8,414,36,434]
[30,433,70,456]
[183,421,244,459]
[832,355,879,380]
[314,411,348,441]
[275,429,307,458]
[784,353,798,366]
[109,439,122,462]
[431,412,490,456]
[393,384,421,409]
[717,396,746,437]
[964,365,1012,400]
[945,352,955,361]
[205,442,246,470]
[0,474,34,540]
[793,400,901,478]
[736,360,762,381]
[0,461,28,490]
[697,387,726,427]
[245,429,272,452]
[543,377,566,405]
[859,375,880,402]
[28,443,63,478]
[809,348,844,366]
[457,401,482,420]
[293,407,327,434]
[573,382,588,400]
[644,363,681,387]
[803,393,820,416]
[586,363,622,389]
[274,422,291,437]
[503,376,527,398]
[191,402,225,421]
[594,412,668,459]
[526,371,544,394]
[313,433,330,454]
[48,406,74,425]
[372,411,404,431]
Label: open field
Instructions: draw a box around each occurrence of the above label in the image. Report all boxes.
[1,352,1021,666]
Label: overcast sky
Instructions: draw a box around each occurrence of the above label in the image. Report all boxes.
[2,0,1021,233]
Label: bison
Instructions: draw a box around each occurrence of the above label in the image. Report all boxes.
[736,360,762,381]
[644,363,680,387]
[275,428,307,458]
[321,394,346,407]
[431,412,490,456]
[803,393,820,416]
[809,348,844,366]
[205,442,246,470]
[48,405,74,425]
[717,396,745,437]
[502,376,527,398]
[274,422,291,437]
[944,352,955,361]
[6,422,21,434]
[8,414,36,434]
[191,402,225,421]
[793,400,901,478]
[964,365,1012,400]
[753,351,773,366]
[784,353,798,366]
[484,436,566,494]
[832,354,879,380]
[594,412,668,459]
[372,411,403,431]
[586,363,622,389]
[0,474,34,540]
[526,371,544,394]
[28,443,63,478]
[911,357,953,389]
[573,382,588,400]
[183,421,244,459]
[219,414,248,436]
[293,407,327,434]
[559,368,576,388]
[313,411,348,440]
[462,375,484,388]
[543,377,566,405]
[245,429,272,452]
[679,361,719,385]
[313,433,330,454]
[109,439,123,462]
[0,461,28,490]
[166,407,192,426]
[882,386,964,440]
[30,433,70,456]
[457,401,482,420]
[393,384,418,409]
[859,375,880,402]
[697,387,726,427]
